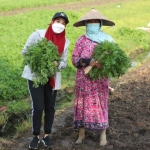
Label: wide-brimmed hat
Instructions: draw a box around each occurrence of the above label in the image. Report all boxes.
[73,8,115,27]
[52,12,69,24]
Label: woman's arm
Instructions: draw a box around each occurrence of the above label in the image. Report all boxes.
[72,36,88,68]
[22,31,39,55]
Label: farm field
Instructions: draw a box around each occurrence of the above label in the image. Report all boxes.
[0,0,150,150]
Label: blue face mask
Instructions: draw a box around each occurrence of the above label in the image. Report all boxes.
[86,23,101,34]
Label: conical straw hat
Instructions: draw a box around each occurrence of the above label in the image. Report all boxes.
[73,8,115,27]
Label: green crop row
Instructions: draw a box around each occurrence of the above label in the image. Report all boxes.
[0,0,150,109]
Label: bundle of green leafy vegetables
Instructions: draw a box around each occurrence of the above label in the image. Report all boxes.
[23,38,60,87]
[87,41,131,80]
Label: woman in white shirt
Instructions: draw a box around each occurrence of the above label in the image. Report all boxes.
[22,12,70,149]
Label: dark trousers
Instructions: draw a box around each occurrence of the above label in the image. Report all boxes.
[28,80,57,136]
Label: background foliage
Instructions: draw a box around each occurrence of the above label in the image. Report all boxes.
[0,0,85,12]
[0,0,150,119]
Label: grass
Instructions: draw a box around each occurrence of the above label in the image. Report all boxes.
[0,112,6,126]
[14,117,32,138]
[95,0,150,54]
[0,0,150,136]
[0,0,85,12]
[55,94,74,110]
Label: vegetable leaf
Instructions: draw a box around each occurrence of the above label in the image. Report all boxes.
[87,41,131,80]
[23,38,60,87]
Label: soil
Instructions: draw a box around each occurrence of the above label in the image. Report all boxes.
[3,60,150,150]
[1,0,150,150]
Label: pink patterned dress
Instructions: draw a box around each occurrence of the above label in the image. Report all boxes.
[72,35,109,130]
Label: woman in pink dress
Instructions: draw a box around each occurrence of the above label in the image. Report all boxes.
[72,8,115,146]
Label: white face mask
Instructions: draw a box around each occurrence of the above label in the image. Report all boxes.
[52,23,65,33]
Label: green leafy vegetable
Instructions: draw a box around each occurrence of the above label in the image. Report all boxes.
[23,38,60,87]
[87,41,131,80]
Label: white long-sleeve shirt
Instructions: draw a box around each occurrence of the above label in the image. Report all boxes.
[21,29,70,90]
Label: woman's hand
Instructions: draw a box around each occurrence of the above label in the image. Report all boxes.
[84,60,102,75]
[90,60,102,69]
[53,61,58,67]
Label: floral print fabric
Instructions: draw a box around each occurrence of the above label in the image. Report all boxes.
[72,35,109,130]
